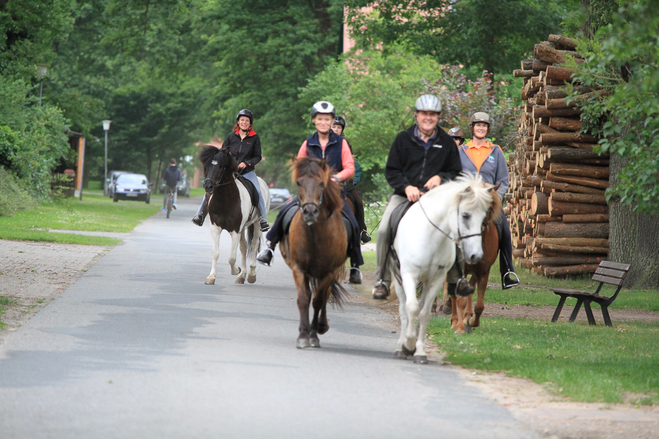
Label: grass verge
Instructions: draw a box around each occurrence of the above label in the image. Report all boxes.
[429,316,659,405]
[0,193,159,245]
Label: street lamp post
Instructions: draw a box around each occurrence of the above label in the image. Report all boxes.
[103,120,111,196]
[36,64,48,107]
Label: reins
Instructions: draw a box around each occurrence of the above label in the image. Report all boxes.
[418,199,483,245]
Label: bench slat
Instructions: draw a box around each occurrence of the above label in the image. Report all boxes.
[599,260,631,271]
[592,273,624,286]
[595,267,628,279]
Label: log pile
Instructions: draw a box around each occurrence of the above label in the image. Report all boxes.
[507,35,610,277]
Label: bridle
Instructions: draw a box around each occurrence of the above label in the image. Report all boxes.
[204,161,236,192]
[298,186,324,211]
[418,199,484,247]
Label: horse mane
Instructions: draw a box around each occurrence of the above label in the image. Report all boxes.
[291,157,343,213]
[199,145,219,167]
[424,173,499,216]
[199,146,238,175]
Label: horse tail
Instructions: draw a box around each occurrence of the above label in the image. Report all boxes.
[308,278,348,310]
[246,223,255,255]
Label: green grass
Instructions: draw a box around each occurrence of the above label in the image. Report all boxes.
[0,193,159,245]
[429,317,659,405]
[190,187,205,198]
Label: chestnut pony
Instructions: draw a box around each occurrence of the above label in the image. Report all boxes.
[443,186,502,334]
[279,157,348,349]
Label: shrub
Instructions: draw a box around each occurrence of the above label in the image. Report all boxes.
[0,168,37,217]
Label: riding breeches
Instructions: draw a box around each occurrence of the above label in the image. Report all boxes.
[498,211,515,275]
[375,194,408,287]
[241,171,267,217]
[346,187,367,233]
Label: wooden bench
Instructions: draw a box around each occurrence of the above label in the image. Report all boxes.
[550,261,631,327]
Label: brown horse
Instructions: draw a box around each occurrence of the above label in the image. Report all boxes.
[279,157,349,349]
[446,187,502,334]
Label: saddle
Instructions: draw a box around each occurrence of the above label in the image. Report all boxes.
[387,200,414,247]
[237,175,260,209]
[281,203,355,246]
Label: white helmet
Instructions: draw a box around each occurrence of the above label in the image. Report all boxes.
[415,94,442,113]
[310,101,335,119]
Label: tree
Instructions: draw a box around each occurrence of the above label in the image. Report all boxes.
[345,0,570,75]
[573,0,659,287]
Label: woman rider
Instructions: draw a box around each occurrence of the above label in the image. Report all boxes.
[192,109,269,232]
[256,101,364,283]
[331,116,371,244]
[453,113,519,289]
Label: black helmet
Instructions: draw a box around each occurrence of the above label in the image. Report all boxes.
[310,101,335,119]
[333,116,346,129]
[236,109,254,124]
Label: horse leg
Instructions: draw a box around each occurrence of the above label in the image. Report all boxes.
[394,278,410,359]
[247,226,260,284]
[293,270,312,349]
[468,269,490,329]
[228,231,242,277]
[440,279,451,315]
[205,226,222,285]
[235,232,247,284]
[414,276,445,364]
[310,276,334,348]
[463,276,477,330]
[401,274,420,356]
[454,294,470,336]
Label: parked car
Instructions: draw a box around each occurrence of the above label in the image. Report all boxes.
[105,170,128,197]
[112,173,152,203]
[269,188,292,208]
[159,174,190,197]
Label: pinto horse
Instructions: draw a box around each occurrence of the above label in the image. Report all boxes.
[443,187,502,334]
[279,157,348,349]
[199,146,270,285]
[390,175,496,363]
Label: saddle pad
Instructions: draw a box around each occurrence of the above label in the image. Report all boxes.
[237,175,259,208]
[282,204,299,235]
[388,200,414,246]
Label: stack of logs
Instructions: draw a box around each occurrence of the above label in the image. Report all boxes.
[508,34,610,277]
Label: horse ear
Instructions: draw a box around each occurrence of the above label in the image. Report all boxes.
[492,182,501,193]
[462,186,474,195]
[319,159,327,169]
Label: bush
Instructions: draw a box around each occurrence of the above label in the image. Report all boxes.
[0,168,36,217]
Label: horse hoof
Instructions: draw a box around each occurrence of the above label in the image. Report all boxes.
[231,267,241,276]
[454,331,464,337]
[402,345,416,356]
[464,324,472,334]
[309,338,321,348]
[442,304,452,315]
[413,355,428,364]
[317,324,329,335]
[204,279,215,285]
[296,338,311,349]
[394,350,407,360]
[247,274,256,284]
[235,277,245,284]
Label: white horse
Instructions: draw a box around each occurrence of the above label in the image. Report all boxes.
[390,174,496,363]
[199,146,270,285]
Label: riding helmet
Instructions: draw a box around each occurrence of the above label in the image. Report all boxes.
[333,115,346,129]
[414,94,442,113]
[236,109,254,123]
[448,127,465,144]
[470,112,491,126]
[310,101,335,119]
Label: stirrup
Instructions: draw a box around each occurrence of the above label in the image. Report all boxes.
[256,248,274,266]
[372,281,389,299]
[502,271,520,290]
[259,218,270,232]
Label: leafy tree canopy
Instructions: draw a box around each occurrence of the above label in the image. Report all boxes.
[346,0,571,75]
[574,0,659,214]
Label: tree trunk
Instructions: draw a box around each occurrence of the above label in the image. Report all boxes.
[609,153,659,288]
[550,192,607,204]
[534,255,603,266]
[548,199,609,216]
[544,264,600,276]
[562,213,609,223]
[544,222,609,238]
[549,163,610,180]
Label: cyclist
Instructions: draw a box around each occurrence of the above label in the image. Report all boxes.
[162,158,181,210]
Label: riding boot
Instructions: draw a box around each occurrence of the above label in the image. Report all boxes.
[259,217,270,232]
[191,195,208,227]
[349,262,362,284]
[499,213,519,289]
[448,281,474,298]
[372,280,390,300]
[256,240,275,266]
[360,229,371,243]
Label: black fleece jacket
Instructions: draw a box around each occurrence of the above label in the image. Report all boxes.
[385,125,462,197]
[222,129,262,175]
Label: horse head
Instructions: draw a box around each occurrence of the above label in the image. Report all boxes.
[291,157,342,225]
[199,146,238,194]
[454,174,498,265]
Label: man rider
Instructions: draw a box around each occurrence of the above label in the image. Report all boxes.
[371,94,472,300]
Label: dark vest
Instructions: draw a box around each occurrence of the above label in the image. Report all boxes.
[305,131,344,174]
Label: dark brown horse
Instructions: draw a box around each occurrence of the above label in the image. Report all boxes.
[279,157,349,349]
[446,187,502,334]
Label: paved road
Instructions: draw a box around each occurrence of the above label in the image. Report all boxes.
[0,196,539,439]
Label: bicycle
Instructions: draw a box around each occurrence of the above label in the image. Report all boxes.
[164,186,176,218]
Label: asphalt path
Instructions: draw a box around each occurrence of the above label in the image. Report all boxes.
[0,196,539,439]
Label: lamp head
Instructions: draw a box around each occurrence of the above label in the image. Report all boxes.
[35,64,48,79]
[103,120,111,131]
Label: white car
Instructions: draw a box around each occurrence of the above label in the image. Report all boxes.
[112,173,152,203]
